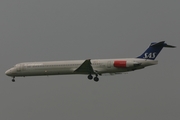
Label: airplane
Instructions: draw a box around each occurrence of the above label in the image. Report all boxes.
[5,41,175,82]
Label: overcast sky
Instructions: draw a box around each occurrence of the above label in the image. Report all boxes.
[0,0,179,120]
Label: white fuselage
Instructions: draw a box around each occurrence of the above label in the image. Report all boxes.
[5,58,157,77]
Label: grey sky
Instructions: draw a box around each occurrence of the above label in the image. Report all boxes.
[0,0,179,120]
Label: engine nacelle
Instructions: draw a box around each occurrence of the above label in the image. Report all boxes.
[113,60,135,68]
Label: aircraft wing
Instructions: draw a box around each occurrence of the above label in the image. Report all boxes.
[74,59,95,74]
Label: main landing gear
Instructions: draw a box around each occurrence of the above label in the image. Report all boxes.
[88,74,99,82]
[88,74,93,80]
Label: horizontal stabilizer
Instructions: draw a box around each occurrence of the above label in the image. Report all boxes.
[151,41,176,48]
[164,44,176,48]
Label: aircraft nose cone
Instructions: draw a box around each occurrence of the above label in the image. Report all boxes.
[5,69,13,76]
[5,70,10,76]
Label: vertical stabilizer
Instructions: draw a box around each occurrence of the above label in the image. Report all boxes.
[137,41,175,60]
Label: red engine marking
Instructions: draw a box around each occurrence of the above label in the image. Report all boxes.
[114,61,127,68]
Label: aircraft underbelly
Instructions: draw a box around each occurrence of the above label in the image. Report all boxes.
[16,68,75,76]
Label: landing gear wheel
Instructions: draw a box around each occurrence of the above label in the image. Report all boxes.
[12,79,15,82]
[12,77,15,82]
[88,75,93,80]
[94,77,99,82]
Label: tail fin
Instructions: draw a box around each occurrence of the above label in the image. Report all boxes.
[137,41,176,60]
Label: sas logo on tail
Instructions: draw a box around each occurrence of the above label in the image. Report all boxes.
[144,52,156,59]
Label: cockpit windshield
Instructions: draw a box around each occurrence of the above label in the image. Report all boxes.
[14,63,23,68]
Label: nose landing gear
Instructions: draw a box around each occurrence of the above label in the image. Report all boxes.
[12,77,15,82]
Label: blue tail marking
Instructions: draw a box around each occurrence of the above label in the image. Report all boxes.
[137,41,175,60]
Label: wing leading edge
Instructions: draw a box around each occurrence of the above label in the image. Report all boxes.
[74,59,95,74]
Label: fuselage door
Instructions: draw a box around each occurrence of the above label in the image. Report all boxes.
[16,64,21,72]
[107,61,111,68]
[21,64,25,70]
[16,64,25,72]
